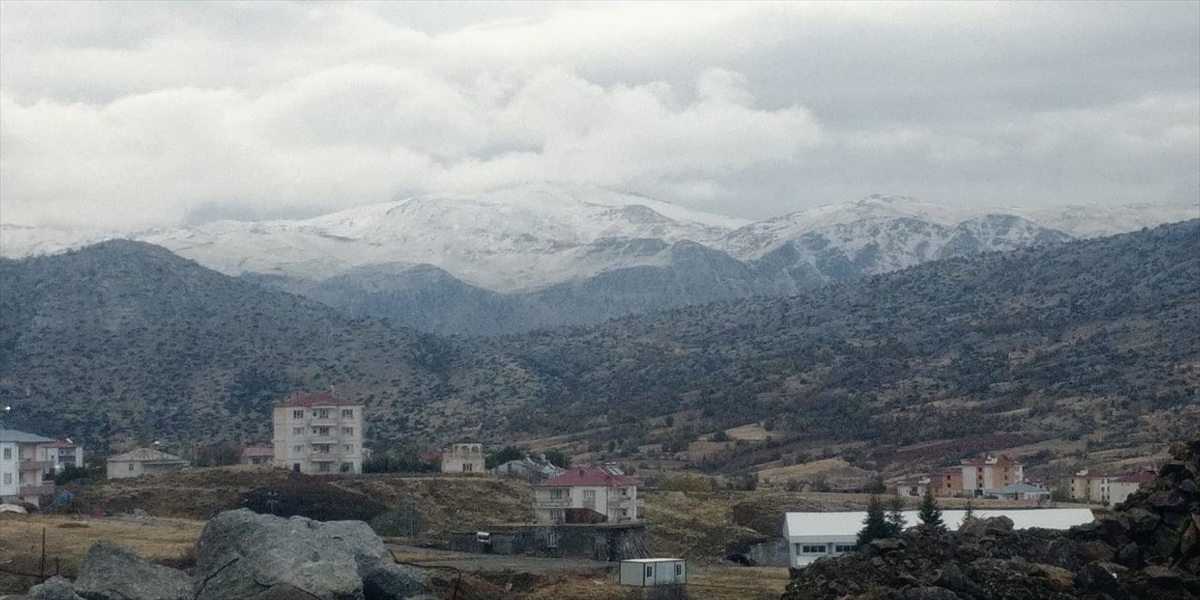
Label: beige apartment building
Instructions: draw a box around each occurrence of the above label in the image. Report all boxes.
[272,393,364,475]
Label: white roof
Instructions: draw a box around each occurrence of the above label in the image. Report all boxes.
[784,508,1094,540]
[622,558,684,563]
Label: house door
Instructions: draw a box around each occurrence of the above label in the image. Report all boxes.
[293,463,300,473]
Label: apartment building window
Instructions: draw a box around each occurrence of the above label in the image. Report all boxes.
[292,427,302,435]
[313,445,330,454]
[311,427,330,436]
[128,464,134,472]
[342,427,353,435]
[344,444,353,453]
[293,445,303,454]
[292,410,304,419]
[317,463,330,473]
[3,473,11,485]
[342,409,353,418]
[315,409,329,419]
[340,463,352,473]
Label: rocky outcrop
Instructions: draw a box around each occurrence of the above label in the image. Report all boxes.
[781,432,1200,600]
[193,509,431,600]
[23,510,431,600]
[74,541,192,600]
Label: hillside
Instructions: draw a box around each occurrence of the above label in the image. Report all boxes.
[0,241,546,451]
[0,223,1196,481]
[483,220,1200,475]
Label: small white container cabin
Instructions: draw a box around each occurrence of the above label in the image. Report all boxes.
[619,558,687,587]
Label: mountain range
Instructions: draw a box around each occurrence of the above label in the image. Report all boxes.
[2,221,1196,476]
[2,183,1195,335]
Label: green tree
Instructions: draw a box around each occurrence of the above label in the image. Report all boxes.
[886,490,907,536]
[917,487,946,531]
[485,445,525,470]
[857,494,892,546]
[543,448,571,469]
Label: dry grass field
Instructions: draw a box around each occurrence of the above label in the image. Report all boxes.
[0,514,201,593]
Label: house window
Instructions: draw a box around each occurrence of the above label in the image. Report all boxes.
[2,448,10,460]
[583,490,595,500]
[549,488,567,500]
[801,545,826,554]
[344,444,353,452]
[342,409,353,418]
[128,463,134,472]
[2,473,10,485]
[315,409,330,419]
[675,563,682,577]
[834,544,857,553]
[620,487,629,497]
[463,463,473,472]
[343,427,353,435]
[317,463,330,473]
[292,410,304,419]
[645,565,653,578]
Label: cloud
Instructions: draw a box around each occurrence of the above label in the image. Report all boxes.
[0,1,1196,229]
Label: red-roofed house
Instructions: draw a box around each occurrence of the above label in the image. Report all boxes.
[1109,471,1155,506]
[534,466,642,525]
[36,438,84,475]
[272,393,364,475]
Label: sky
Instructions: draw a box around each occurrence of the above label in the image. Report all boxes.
[1,1,1197,230]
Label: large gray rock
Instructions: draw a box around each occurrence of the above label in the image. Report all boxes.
[27,576,83,600]
[193,509,429,600]
[73,541,192,600]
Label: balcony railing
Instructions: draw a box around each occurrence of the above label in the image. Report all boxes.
[533,498,572,508]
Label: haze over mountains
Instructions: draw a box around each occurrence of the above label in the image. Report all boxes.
[1,183,1195,335]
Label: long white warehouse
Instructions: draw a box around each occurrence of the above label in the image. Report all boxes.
[783,508,1095,568]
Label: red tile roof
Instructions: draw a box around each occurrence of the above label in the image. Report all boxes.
[277,393,360,408]
[538,467,640,488]
[1112,472,1155,484]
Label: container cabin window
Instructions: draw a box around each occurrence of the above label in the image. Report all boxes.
[645,565,653,578]
[674,563,682,576]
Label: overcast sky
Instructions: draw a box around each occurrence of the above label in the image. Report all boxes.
[1,1,1197,230]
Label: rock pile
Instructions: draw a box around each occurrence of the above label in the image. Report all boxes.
[26,509,431,600]
[781,432,1200,600]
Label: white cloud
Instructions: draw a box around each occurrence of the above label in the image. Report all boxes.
[0,1,1196,229]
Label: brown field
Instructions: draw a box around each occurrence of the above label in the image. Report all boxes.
[0,514,201,593]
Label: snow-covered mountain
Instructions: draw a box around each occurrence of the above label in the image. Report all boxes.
[2,184,1194,335]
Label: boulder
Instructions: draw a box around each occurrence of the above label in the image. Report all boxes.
[193,509,429,600]
[900,587,959,600]
[27,576,83,600]
[73,541,192,600]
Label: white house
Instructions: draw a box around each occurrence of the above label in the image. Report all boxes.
[441,443,485,474]
[619,558,686,587]
[0,428,56,506]
[534,466,642,524]
[784,508,1096,568]
[106,447,190,479]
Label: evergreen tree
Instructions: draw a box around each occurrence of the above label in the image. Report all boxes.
[961,497,977,528]
[918,487,946,531]
[857,494,891,546]
[886,490,907,536]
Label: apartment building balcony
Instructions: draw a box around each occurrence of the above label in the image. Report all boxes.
[308,418,341,427]
[19,484,55,496]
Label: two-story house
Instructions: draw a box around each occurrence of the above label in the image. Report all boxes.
[0,428,56,506]
[272,393,364,475]
[441,442,485,474]
[533,466,642,525]
[37,438,84,475]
